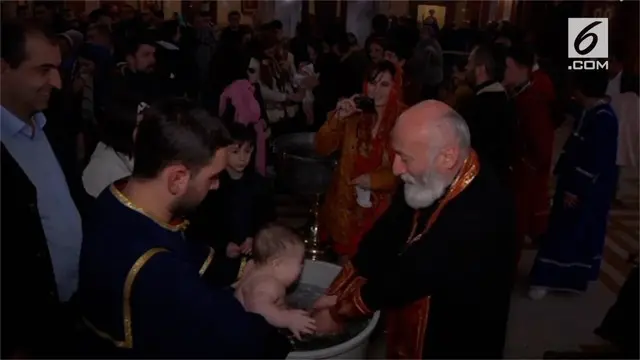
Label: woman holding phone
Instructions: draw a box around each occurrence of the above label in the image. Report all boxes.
[315,61,406,262]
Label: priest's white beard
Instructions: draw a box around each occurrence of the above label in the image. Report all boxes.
[401,169,451,209]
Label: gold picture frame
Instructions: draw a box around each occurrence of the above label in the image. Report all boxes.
[241,0,258,14]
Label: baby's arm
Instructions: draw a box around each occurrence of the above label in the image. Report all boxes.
[243,278,316,339]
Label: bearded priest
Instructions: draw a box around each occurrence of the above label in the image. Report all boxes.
[312,100,517,359]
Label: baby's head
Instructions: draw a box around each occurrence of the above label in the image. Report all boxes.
[253,224,305,286]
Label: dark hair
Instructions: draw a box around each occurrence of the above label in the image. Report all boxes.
[132,98,232,179]
[368,36,386,51]
[98,95,140,156]
[506,44,534,69]
[86,23,111,39]
[307,38,323,57]
[372,14,388,34]
[226,122,256,145]
[88,8,109,23]
[610,42,625,63]
[259,30,279,51]
[228,10,240,19]
[225,51,252,85]
[454,57,468,72]
[335,32,351,54]
[367,60,397,83]
[572,70,609,98]
[1,20,55,69]
[77,43,102,64]
[270,20,283,31]
[347,32,358,46]
[123,33,156,56]
[159,20,180,41]
[296,20,311,38]
[472,43,507,82]
[385,39,411,61]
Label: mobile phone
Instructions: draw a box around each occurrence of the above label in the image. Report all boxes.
[354,96,376,114]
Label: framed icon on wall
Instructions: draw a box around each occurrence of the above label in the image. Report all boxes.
[241,0,258,14]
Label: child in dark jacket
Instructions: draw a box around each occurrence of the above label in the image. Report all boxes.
[186,122,276,286]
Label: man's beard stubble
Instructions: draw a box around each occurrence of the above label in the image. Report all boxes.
[466,69,476,86]
[170,186,204,217]
[401,169,451,210]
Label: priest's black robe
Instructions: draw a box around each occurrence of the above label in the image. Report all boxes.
[327,152,517,359]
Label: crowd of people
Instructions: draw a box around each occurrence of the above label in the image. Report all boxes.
[1,2,638,359]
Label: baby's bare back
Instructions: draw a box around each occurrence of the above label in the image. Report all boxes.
[235,270,286,309]
[234,267,316,337]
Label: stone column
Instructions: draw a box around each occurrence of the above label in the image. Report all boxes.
[256,0,275,25]
[488,0,499,22]
[274,0,302,38]
[345,0,375,45]
[502,0,514,21]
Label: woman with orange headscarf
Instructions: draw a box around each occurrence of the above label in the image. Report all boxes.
[316,61,406,261]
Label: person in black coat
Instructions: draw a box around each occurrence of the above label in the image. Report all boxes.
[312,101,516,359]
[154,20,199,98]
[1,20,92,358]
[460,43,517,185]
[111,34,178,105]
[186,122,276,286]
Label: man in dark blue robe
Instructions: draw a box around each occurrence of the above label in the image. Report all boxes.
[75,99,291,358]
[529,70,619,299]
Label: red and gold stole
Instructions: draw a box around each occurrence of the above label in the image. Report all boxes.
[327,151,480,359]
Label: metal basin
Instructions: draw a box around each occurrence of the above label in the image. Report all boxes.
[272,132,337,195]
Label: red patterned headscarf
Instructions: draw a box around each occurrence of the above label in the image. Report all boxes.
[360,61,405,142]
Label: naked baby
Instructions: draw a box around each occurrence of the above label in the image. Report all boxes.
[234,224,316,339]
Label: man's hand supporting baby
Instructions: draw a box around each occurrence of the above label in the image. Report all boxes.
[243,277,316,340]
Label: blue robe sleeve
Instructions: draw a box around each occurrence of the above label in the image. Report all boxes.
[566,110,618,199]
[131,252,291,358]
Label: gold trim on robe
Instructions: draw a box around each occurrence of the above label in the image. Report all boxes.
[326,261,357,296]
[327,150,480,359]
[330,276,372,321]
[236,257,250,280]
[199,247,215,276]
[84,247,170,348]
[386,297,431,359]
[85,244,215,348]
[110,182,189,232]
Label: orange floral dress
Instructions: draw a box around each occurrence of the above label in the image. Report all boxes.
[316,82,406,257]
